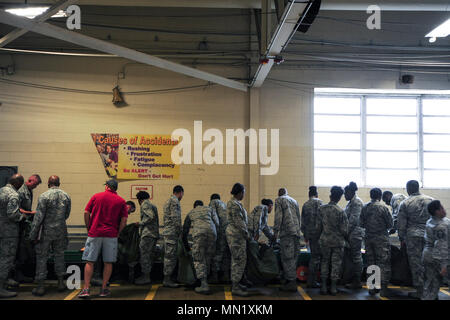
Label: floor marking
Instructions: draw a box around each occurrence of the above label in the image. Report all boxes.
[224,286,233,300]
[297,285,312,300]
[145,284,161,300]
[440,288,450,297]
[379,296,389,300]
[64,289,81,300]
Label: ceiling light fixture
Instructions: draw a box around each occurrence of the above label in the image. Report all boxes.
[5,7,66,19]
[426,18,450,43]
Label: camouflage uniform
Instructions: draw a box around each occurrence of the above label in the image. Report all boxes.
[16,184,36,272]
[29,187,71,281]
[139,199,159,274]
[317,201,349,281]
[209,199,229,274]
[274,195,301,282]
[301,197,324,280]
[422,217,450,300]
[360,200,393,286]
[390,194,407,234]
[183,206,218,279]
[248,204,274,241]
[344,195,364,276]
[398,192,433,291]
[0,184,23,283]
[162,195,182,276]
[225,197,248,284]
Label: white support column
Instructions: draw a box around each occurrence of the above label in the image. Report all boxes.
[249,87,261,209]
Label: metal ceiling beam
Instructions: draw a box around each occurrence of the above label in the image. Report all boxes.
[0,0,77,48]
[0,10,248,92]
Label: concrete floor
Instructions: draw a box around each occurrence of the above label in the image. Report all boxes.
[7,281,450,301]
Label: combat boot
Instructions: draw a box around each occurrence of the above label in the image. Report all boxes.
[280,280,298,292]
[330,280,337,296]
[0,280,17,298]
[135,273,151,285]
[32,280,46,297]
[408,287,423,300]
[209,269,219,284]
[163,275,180,288]
[6,278,19,288]
[231,282,249,297]
[240,274,253,288]
[57,276,66,292]
[320,278,327,295]
[195,278,211,295]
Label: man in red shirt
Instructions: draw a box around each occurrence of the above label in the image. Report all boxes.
[78,179,128,298]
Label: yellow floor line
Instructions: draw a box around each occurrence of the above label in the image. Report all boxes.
[440,288,450,297]
[64,289,81,300]
[145,284,161,300]
[297,285,312,300]
[224,286,233,300]
[379,296,389,300]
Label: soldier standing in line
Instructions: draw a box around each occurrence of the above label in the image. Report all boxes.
[382,190,407,235]
[274,188,302,292]
[182,200,218,294]
[162,185,184,288]
[248,199,275,243]
[317,186,348,296]
[422,200,449,300]
[398,180,434,299]
[0,174,25,298]
[360,188,393,297]
[301,186,323,288]
[226,183,250,297]
[29,175,71,297]
[209,193,229,283]
[134,191,159,286]
[344,181,364,290]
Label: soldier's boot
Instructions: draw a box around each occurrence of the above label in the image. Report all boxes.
[57,276,66,292]
[408,286,423,300]
[281,280,298,292]
[209,269,219,284]
[240,274,253,288]
[306,272,320,288]
[163,275,180,288]
[195,278,211,295]
[380,284,390,298]
[231,282,249,297]
[135,273,151,285]
[32,280,46,297]
[320,278,327,295]
[0,280,17,298]
[330,280,337,296]
[6,278,19,288]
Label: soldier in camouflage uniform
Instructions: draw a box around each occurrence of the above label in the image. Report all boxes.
[422,200,449,300]
[301,186,323,288]
[360,188,393,297]
[317,186,348,296]
[0,174,25,298]
[248,199,274,243]
[274,188,302,292]
[344,182,364,289]
[382,190,407,235]
[209,193,229,283]
[226,183,250,297]
[134,191,159,285]
[15,174,41,283]
[29,176,71,296]
[398,180,434,299]
[162,185,184,288]
[183,200,219,294]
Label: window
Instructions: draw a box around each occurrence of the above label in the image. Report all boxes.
[313,92,450,188]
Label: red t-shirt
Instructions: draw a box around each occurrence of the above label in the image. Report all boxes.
[85,189,128,238]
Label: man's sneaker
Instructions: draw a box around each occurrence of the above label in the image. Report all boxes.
[99,288,111,298]
[78,288,90,299]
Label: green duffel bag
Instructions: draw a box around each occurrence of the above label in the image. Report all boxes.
[117,224,140,265]
[247,240,280,285]
[176,237,196,285]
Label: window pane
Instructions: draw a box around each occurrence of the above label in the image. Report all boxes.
[367,116,417,133]
[315,115,360,132]
[424,152,450,169]
[423,135,450,151]
[314,97,360,114]
[366,169,419,188]
[367,98,417,115]
[315,168,361,186]
[423,117,450,134]
[314,133,360,150]
[423,99,450,116]
[315,151,360,168]
[367,152,417,169]
[367,134,417,151]
[423,170,450,188]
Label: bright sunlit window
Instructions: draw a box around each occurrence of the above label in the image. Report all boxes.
[313,91,450,188]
